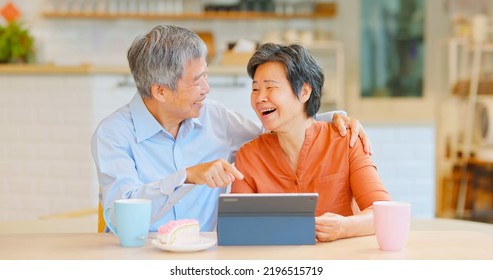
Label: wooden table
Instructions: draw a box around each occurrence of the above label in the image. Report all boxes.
[1,218,493,260]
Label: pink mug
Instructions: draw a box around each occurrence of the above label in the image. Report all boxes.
[373,201,411,251]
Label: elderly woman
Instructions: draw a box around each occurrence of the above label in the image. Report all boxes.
[231,43,391,242]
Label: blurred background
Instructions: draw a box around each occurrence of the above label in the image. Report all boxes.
[1,0,493,232]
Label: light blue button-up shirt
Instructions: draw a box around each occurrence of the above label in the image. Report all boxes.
[92,94,262,231]
[92,93,340,232]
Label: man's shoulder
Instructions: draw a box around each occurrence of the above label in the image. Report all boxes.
[95,104,133,135]
[199,99,232,120]
[202,98,226,112]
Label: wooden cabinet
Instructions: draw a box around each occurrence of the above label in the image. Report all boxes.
[437,38,493,219]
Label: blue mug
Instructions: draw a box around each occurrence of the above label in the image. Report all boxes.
[103,199,151,247]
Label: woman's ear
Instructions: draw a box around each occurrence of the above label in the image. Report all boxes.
[300,83,312,103]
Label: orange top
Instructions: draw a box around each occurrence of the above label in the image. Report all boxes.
[231,122,391,216]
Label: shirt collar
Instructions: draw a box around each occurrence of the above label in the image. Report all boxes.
[129,93,203,143]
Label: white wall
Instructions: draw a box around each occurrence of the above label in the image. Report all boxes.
[0,74,97,220]
[367,124,435,218]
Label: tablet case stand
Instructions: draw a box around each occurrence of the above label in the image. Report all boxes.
[217,193,317,246]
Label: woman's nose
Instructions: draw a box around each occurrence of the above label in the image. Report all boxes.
[254,89,267,103]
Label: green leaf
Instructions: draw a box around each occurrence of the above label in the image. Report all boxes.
[0,21,35,63]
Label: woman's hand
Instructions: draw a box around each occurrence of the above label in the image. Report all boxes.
[314,212,348,242]
[315,208,375,242]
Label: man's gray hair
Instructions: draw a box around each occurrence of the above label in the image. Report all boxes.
[127,25,207,99]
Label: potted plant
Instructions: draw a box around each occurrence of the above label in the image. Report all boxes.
[0,21,35,63]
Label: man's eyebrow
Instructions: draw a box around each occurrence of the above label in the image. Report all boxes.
[252,80,279,84]
[193,71,206,81]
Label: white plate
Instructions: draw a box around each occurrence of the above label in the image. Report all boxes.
[152,237,216,252]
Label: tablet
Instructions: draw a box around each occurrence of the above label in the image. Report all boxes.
[217,193,318,246]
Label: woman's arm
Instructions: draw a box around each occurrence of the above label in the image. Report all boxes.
[314,207,374,242]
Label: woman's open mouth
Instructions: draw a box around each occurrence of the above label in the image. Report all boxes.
[260,108,276,116]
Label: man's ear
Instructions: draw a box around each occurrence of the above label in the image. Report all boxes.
[150,83,168,102]
[300,83,312,103]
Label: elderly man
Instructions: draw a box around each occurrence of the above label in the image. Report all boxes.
[92,25,370,232]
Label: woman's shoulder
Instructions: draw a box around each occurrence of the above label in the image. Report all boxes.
[317,121,340,132]
[315,121,347,137]
[312,121,352,149]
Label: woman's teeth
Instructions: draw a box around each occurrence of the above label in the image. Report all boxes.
[261,108,276,115]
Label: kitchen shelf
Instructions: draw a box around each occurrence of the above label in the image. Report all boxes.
[41,11,335,20]
[0,63,247,76]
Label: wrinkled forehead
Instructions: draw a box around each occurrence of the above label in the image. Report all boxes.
[180,58,208,80]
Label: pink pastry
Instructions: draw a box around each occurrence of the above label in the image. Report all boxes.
[157,219,200,245]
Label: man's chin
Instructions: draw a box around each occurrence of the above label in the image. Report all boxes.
[190,109,202,119]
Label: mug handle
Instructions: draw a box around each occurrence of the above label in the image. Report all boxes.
[103,205,119,236]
